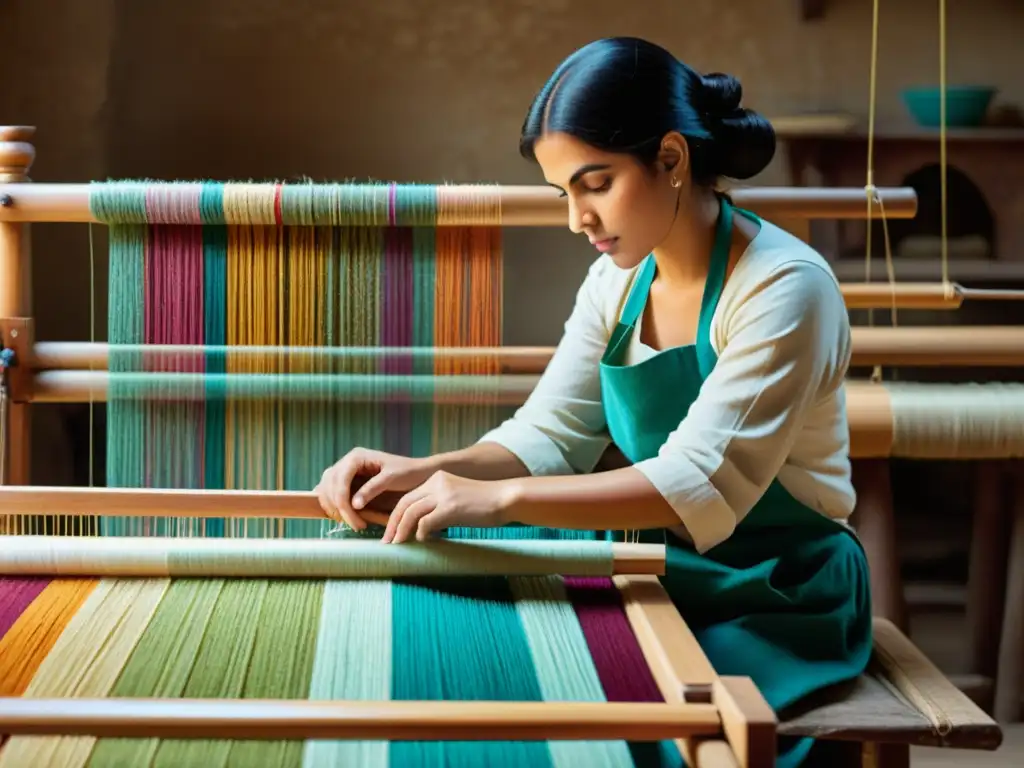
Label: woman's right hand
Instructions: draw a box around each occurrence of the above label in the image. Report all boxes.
[314,448,437,531]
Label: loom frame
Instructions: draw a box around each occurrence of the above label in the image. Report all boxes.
[0,535,777,768]
[0,124,1007,766]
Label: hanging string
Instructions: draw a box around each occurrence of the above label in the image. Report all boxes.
[863,0,902,385]
[939,0,950,290]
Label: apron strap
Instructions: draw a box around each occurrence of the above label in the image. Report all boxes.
[695,196,736,378]
[617,255,656,329]
[599,254,655,366]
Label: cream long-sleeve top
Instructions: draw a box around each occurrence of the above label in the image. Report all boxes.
[477,219,856,554]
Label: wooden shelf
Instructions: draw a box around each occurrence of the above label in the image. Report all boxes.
[770,116,1024,144]
[832,258,1024,283]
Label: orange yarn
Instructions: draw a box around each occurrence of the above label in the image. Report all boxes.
[0,579,99,695]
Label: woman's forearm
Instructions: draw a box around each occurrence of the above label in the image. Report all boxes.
[428,442,534,482]
[500,466,681,531]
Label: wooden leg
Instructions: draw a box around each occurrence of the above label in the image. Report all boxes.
[852,459,906,631]
[994,463,1024,722]
[860,743,909,768]
[806,739,862,767]
[966,460,1011,712]
[7,402,30,485]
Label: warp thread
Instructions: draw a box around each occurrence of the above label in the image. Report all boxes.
[0,574,665,768]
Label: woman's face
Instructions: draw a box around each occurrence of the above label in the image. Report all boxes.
[533,131,679,270]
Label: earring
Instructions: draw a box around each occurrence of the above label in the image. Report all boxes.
[670,177,681,188]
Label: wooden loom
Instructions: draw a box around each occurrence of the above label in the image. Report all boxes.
[0,124,1011,766]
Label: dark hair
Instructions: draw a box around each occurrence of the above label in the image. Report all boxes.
[520,37,775,185]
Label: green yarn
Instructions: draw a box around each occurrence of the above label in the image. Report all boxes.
[225,580,323,767]
[89,181,150,224]
[150,579,269,768]
[157,538,617,578]
[86,579,225,767]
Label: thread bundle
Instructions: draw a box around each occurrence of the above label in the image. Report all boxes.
[87,180,507,540]
[0,574,668,768]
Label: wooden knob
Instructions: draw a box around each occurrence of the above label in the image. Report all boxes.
[0,126,37,183]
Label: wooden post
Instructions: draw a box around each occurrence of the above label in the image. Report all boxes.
[852,458,907,630]
[0,126,36,486]
[994,464,1024,722]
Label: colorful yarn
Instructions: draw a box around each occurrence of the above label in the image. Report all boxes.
[0,579,169,768]
[89,181,500,227]
[0,578,49,637]
[0,579,98,696]
[92,179,509,540]
[0,574,672,768]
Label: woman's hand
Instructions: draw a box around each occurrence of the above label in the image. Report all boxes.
[315,448,436,531]
[382,471,516,543]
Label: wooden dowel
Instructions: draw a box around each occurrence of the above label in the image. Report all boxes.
[0,180,917,224]
[18,373,1020,460]
[30,325,1024,373]
[31,342,553,374]
[0,698,720,741]
[849,326,1024,367]
[29,370,541,405]
[842,282,962,310]
[0,484,340,518]
[0,533,666,577]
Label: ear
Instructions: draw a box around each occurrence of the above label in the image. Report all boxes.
[656,131,689,178]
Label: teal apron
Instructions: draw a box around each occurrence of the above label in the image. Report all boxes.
[598,198,873,767]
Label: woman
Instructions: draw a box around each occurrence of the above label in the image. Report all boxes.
[316,37,872,767]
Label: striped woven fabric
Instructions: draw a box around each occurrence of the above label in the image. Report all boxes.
[0,574,676,768]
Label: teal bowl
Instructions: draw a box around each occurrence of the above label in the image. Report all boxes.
[901,86,996,127]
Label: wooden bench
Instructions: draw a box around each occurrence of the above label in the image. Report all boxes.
[781,617,1002,766]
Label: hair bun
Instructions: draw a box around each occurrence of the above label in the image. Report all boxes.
[699,72,743,116]
[698,71,776,180]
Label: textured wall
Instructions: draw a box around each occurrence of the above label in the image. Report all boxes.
[2,0,1021,482]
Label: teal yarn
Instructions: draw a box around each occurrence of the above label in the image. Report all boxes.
[203,225,228,533]
[393,183,441,227]
[391,576,555,767]
[104,223,147,536]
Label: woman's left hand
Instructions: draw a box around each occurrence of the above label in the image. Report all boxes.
[382,471,514,543]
